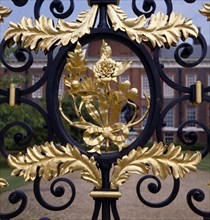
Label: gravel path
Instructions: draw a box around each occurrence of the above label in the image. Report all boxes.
[0,170,209,220]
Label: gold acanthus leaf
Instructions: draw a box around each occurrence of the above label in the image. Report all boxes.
[110,142,201,189]
[199,3,210,21]
[107,5,198,48]
[7,142,102,189]
[0,178,9,189]
[4,5,98,52]
[0,4,11,22]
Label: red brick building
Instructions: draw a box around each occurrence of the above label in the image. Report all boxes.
[1,40,210,144]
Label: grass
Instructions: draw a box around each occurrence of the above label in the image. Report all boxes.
[198,153,210,172]
[0,157,27,193]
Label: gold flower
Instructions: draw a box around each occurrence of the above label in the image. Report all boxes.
[89,40,132,82]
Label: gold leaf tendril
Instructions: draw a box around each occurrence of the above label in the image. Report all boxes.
[59,41,150,154]
[0,4,11,22]
[4,5,98,53]
[0,178,9,189]
[107,5,198,48]
[8,142,102,188]
[110,142,201,189]
[199,3,210,21]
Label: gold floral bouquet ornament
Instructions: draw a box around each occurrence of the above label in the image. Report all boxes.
[59,40,149,154]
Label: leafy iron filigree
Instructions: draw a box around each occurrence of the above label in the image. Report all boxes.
[199,3,210,21]
[107,5,198,47]
[0,178,9,189]
[110,142,201,189]
[8,142,102,188]
[4,5,98,52]
[0,4,11,22]
[59,40,150,154]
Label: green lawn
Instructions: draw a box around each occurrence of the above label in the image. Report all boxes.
[0,157,27,193]
[198,153,210,172]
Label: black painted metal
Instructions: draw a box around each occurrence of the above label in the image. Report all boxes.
[0,0,209,219]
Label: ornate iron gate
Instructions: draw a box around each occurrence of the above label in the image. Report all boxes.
[0,0,209,219]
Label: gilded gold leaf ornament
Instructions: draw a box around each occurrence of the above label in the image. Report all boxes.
[110,142,201,189]
[199,3,210,21]
[0,4,11,22]
[107,5,198,47]
[8,142,102,188]
[4,5,99,52]
[60,41,149,154]
[0,178,9,189]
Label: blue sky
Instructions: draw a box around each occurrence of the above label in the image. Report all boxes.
[0,0,209,45]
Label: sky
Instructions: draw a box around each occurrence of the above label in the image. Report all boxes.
[0,0,209,45]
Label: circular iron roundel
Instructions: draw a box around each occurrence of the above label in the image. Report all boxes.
[46,28,161,163]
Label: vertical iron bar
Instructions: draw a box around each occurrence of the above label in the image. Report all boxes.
[99,162,112,220]
[178,69,182,125]
[97,5,109,28]
[111,200,120,220]
[92,200,102,220]
[102,200,111,220]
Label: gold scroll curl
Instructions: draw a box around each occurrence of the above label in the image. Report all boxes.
[0,178,9,189]
[0,4,11,22]
[59,40,150,154]
[199,3,210,21]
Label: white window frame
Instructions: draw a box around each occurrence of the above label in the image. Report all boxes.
[163,75,174,98]
[187,106,196,127]
[164,109,174,128]
[119,75,130,82]
[58,75,64,96]
[164,133,174,143]
[186,74,196,87]
[141,75,150,98]
[32,76,43,98]
[141,106,148,128]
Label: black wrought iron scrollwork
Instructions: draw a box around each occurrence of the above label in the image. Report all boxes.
[132,0,174,17]
[174,33,207,68]
[11,0,28,7]
[0,121,33,158]
[136,175,180,208]
[50,0,74,19]
[187,188,210,218]
[33,177,76,211]
[0,190,27,219]
[132,0,156,18]
[34,0,74,19]
[0,40,34,73]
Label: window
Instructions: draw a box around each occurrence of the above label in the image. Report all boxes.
[32,76,43,98]
[120,111,127,124]
[165,133,174,143]
[119,75,129,82]
[187,106,196,127]
[141,106,148,127]
[208,75,210,95]
[163,75,174,98]
[58,76,64,96]
[164,109,174,127]
[186,74,196,87]
[141,75,150,98]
